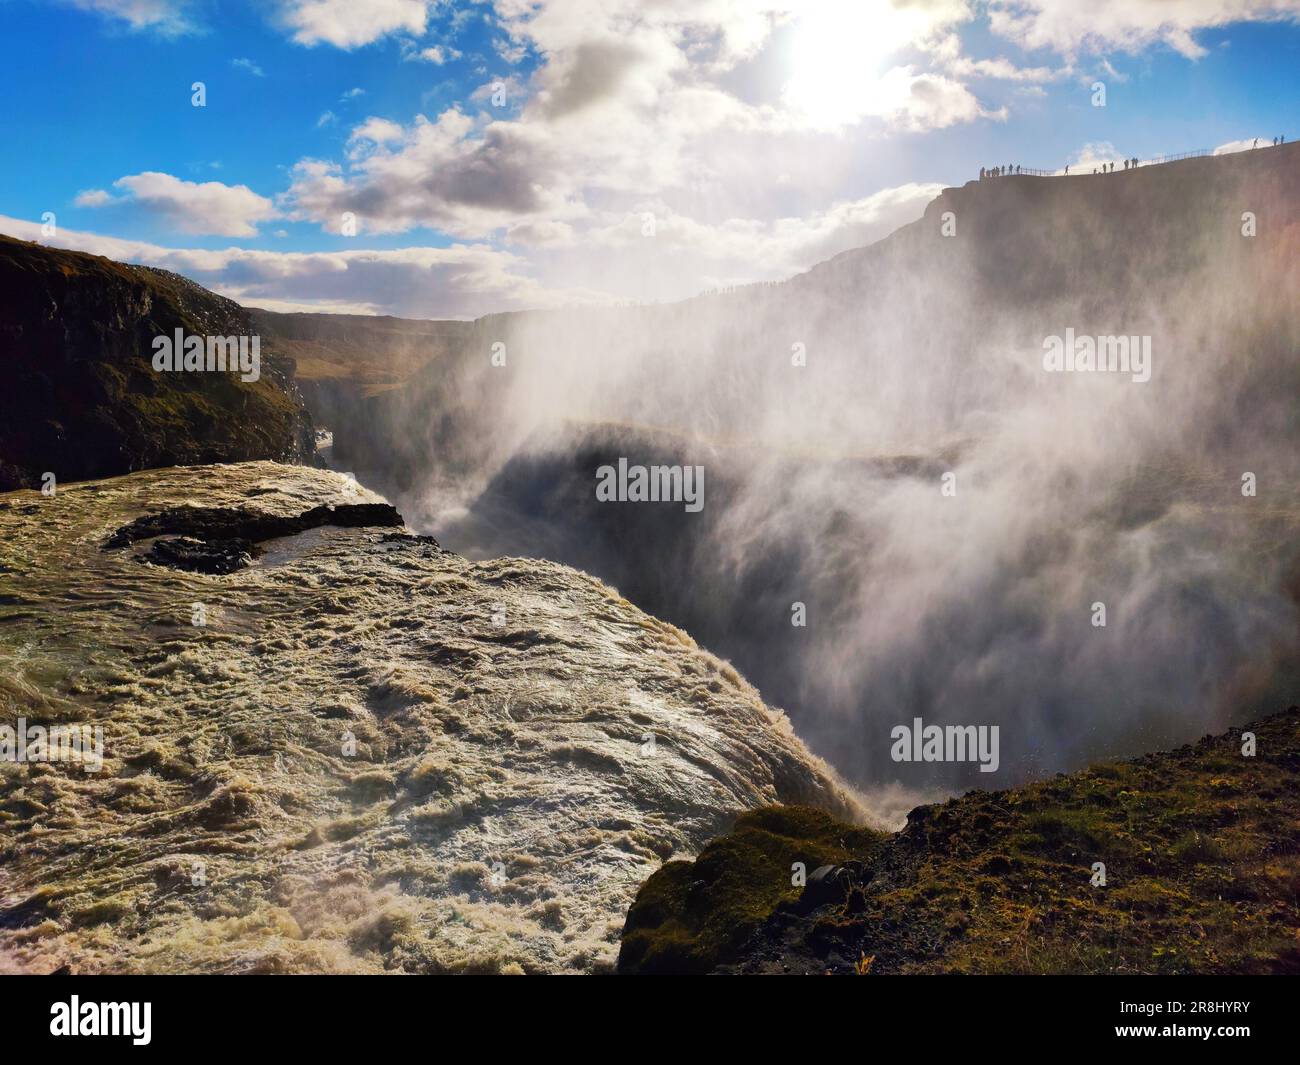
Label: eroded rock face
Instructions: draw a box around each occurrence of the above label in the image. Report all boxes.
[0,236,318,491]
[0,462,862,974]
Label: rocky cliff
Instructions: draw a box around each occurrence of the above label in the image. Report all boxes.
[0,236,317,491]
[619,706,1300,975]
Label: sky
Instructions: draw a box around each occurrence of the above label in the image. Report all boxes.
[0,0,1297,319]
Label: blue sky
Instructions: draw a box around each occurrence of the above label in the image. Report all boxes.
[0,0,1297,318]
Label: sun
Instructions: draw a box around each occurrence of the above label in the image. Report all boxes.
[782,0,916,129]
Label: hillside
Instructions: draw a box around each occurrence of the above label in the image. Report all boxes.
[248,309,476,443]
[0,235,317,491]
[619,705,1300,975]
[248,309,471,395]
[0,462,861,974]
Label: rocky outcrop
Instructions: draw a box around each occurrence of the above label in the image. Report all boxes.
[0,236,317,491]
[619,707,1300,975]
[101,502,407,573]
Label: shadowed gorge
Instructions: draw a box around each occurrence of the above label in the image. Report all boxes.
[324,145,1300,806]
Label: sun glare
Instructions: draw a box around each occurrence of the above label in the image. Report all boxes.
[783,1,915,128]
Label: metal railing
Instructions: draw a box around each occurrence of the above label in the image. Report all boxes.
[982,144,1275,180]
[1138,148,1212,166]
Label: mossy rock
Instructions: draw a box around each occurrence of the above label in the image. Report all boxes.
[618,805,885,974]
[619,707,1300,975]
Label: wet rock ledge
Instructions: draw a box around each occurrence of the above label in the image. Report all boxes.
[101,502,411,574]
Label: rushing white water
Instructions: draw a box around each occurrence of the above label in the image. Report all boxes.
[0,462,862,974]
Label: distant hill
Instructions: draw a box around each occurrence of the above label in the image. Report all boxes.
[248,309,472,395]
[0,235,316,490]
[248,308,476,435]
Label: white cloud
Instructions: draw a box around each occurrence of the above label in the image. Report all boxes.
[1214,137,1271,154]
[61,0,198,36]
[231,57,266,77]
[276,0,432,49]
[987,0,1300,61]
[406,44,461,64]
[348,117,408,148]
[73,188,118,207]
[279,2,995,242]
[944,55,1066,83]
[1,174,945,318]
[566,183,945,288]
[0,214,602,319]
[1067,140,1126,171]
[494,37,529,65]
[476,182,946,306]
[79,172,278,237]
[862,68,1003,133]
[283,108,585,237]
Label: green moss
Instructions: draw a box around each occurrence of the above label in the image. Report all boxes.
[618,806,886,974]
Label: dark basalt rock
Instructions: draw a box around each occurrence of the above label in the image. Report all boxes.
[141,536,253,575]
[104,502,403,550]
[379,531,441,546]
[103,502,406,572]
